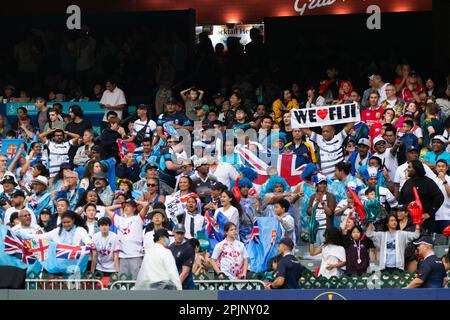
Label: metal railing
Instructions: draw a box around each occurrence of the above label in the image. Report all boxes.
[109,279,266,290]
[25,278,105,290]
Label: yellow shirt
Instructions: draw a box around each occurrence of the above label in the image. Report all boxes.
[272,99,299,123]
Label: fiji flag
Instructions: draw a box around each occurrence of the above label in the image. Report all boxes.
[39,242,91,274]
[202,211,228,253]
[246,217,282,273]
[1,139,25,166]
[0,225,42,274]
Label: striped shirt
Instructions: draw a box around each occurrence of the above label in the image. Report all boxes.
[45,140,73,177]
[311,130,347,179]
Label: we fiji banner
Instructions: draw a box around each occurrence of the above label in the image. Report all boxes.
[291,103,360,128]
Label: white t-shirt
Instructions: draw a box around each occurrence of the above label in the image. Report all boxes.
[318,244,346,279]
[209,162,239,189]
[112,213,144,258]
[12,224,42,237]
[378,83,388,103]
[4,207,36,227]
[36,227,92,246]
[434,175,450,221]
[444,129,450,153]
[182,213,205,240]
[374,148,398,183]
[394,162,436,190]
[133,119,157,139]
[311,130,347,179]
[335,199,356,229]
[46,140,73,177]
[211,239,248,280]
[100,87,127,120]
[215,206,239,228]
[92,232,120,272]
[143,229,174,252]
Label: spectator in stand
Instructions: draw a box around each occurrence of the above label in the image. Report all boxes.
[43,108,65,132]
[211,222,248,280]
[422,103,444,148]
[98,116,126,160]
[100,79,127,130]
[434,159,450,234]
[35,97,50,133]
[38,129,80,177]
[54,170,85,210]
[422,135,450,170]
[361,90,383,126]
[180,87,204,121]
[305,86,326,108]
[399,160,444,234]
[342,225,370,275]
[272,88,299,124]
[302,122,355,179]
[91,216,120,276]
[309,227,346,278]
[274,199,296,244]
[406,236,447,288]
[400,71,425,104]
[169,223,195,289]
[348,138,372,175]
[132,104,157,147]
[116,151,141,183]
[65,105,93,138]
[380,83,406,117]
[73,129,96,168]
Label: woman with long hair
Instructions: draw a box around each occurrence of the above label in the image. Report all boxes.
[305,86,326,108]
[272,88,299,123]
[74,189,106,217]
[213,190,243,236]
[80,161,107,190]
[309,227,346,278]
[36,211,91,246]
[165,175,196,223]
[211,222,248,280]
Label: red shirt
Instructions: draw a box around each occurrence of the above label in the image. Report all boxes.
[400,86,425,103]
[368,121,383,152]
[361,106,384,124]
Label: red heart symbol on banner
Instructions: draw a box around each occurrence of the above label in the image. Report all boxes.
[317,109,329,120]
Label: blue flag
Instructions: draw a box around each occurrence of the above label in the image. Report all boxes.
[39,242,91,274]
[0,225,42,274]
[246,217,282,273]
[1,139,25,166]
[202,211,229,253]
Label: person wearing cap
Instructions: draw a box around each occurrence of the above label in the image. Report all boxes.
[93,172,114,206]
[191,158,217,201]
[105,200,149,278]
[399,119,419,152]
[169,223,195,289]
[307,173,336,245]
[194,104,210,131]
[136,228,182,290]
[212,92,225,111]
[143,208,173,251]
[265,237,305,289]
[422,135,450,170]
[28,175,52,217]
[394,145,436,197]
[4,189,37,228]
[211,222,248,280]
[156,97,193,142]
[399,160,444,234]
[406,236,447,288]
[372,134,399,183]
[0,175,18,200]
[12,209,43,237]
[132,104,157,146]
[396,204,415,232]
[348,138,373,175]
[399,71,424,104]
[361,90,383,125]
[204,181,225,214]
[38,128,80,177]
[133,162,160,191]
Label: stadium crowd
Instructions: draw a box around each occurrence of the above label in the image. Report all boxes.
[0,27,450,290]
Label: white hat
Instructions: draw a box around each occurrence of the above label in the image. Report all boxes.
[316,173,327,184]
[431,135,446,144]
[357,138,371,148]
[367,166,378,178]
[32,175,49,187]
[373,136,386,146]
[194,158,209,169]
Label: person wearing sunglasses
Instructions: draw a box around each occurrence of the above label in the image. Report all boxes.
[12,209,43,237]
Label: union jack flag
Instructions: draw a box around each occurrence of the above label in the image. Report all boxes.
[4,229,36,264]
[235,144,306,187]
[56,244,91,260]
[248,219,260,244]
[203,212,220,241]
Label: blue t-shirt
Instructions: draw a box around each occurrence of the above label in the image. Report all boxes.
[385,233,397,268]
[417,254,447,288]
[422,151,450,165]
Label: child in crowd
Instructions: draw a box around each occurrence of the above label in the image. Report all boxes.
[91,217,120,276]
[309,228,346,278]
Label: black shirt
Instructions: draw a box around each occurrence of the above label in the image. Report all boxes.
[169,241,195,289]
[417,254,447,288]
[277,254,305,289]
[65,119,93,137]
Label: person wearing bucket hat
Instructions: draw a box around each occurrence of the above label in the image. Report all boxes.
[405,235,447,288]
[422,135,450,170]
[93,172,114,206]
[265,237,305,289]
[169,223,196,289]
[0,175,18,198]
[143,207,174,251]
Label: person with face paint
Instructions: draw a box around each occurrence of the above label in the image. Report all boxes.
[135,228,182,290]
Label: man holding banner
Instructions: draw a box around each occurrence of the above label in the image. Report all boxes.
[291,103,358,179]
